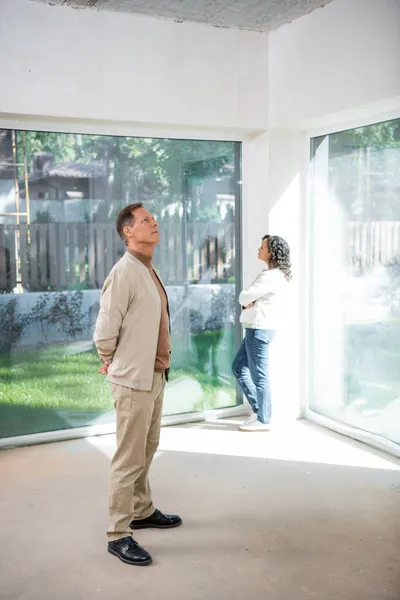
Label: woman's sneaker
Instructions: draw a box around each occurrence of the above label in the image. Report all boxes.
[239,420,271,432]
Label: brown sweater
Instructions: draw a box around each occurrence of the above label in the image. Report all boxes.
[131,251,171,372]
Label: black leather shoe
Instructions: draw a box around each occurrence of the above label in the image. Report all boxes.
[108,536,152,566]
[130,508,182,530]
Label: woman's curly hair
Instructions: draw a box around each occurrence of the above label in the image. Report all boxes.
[263,235,292,281]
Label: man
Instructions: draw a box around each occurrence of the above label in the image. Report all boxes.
[94,203,182,567]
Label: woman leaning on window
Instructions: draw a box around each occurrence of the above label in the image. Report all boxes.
[232,235,292,431]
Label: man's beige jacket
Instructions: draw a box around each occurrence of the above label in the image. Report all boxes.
[94,251,163,391]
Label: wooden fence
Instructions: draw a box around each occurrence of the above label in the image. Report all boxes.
[1,220,400,292]
[346,221,400,272]
[0,221,236,292]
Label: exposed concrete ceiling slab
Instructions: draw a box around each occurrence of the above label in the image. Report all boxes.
[30,0,335,32]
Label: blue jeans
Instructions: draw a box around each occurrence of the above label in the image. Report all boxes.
[232,328,275,424]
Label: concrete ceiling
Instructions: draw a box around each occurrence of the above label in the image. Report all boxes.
[31,0,335,32]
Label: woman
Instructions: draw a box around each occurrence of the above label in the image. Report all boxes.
[232,235,291,431]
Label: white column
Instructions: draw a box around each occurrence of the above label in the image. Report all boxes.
[268,129,303,422]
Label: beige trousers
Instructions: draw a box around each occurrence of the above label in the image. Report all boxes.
[107,371,165,541]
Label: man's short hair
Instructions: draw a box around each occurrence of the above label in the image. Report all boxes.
[116,203,143,244]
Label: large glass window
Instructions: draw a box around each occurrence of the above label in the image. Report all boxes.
[309,118,400,445]
[0,129,242,438]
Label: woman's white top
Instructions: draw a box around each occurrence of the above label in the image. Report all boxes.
[239,267,288,330]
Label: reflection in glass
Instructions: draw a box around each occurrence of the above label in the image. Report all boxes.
[0,131,241,437]
[309,118,400,444]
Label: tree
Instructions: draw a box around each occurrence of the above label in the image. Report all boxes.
[329,119,400,156]
[327,118,400,220]
[17,131,77,170]
[15,130,237,223]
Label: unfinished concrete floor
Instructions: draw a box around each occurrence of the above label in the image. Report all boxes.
[0,419,399,600]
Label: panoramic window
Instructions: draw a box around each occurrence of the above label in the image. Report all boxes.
[309,118,400,444]
[0,130,242,438]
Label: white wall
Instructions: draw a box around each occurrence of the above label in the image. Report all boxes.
[269,0,400,129]
[0,0,269,133]
[267,130,303,421]
[241,133,270,284]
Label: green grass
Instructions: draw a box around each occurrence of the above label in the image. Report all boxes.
[0,330,238,438]
[167,368,236,413]
[0,346,111,409]
[3,319,400,439]
[0,346,113,438]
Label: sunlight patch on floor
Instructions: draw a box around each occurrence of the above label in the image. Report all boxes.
[86,419,400,471]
